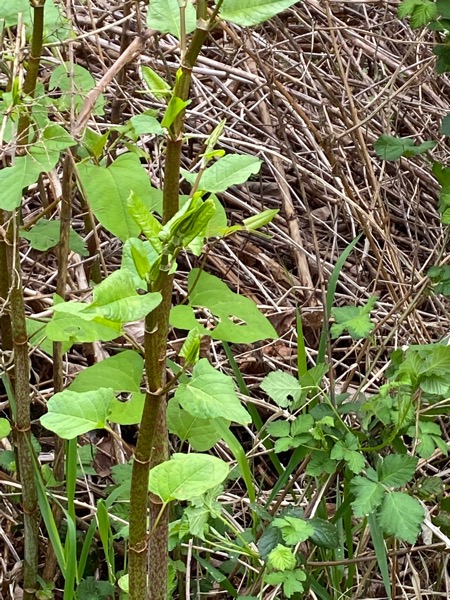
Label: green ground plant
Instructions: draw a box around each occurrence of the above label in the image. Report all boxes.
[1,1,449,599]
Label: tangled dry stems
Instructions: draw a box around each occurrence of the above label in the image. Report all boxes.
[1,0,450,597]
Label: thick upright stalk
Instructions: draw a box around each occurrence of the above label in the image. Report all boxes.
[17,0,46,148]
[7,223,39,599]
[128,22,212,600]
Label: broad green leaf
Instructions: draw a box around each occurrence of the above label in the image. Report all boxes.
[351,476,384,517]
[109,393,145,425]
[0,0,29,26]
[27,318,71,356]
[147,0,196,38]
[375,134,436,160]
[41,388,115,439]
[77,153,161,240]
[41,124,75,151]
[69,351,144,394]
[20,218,87,256]
[130,113,164,136]
[148,453,229,502]
[46,311,122,344]
[272,516,314,545]
[330,296,377,340]
[140,65,172,100]
[183,154,262,193]
[167,398,224,451]
[170,269,277,343]
[267,544,296,572]
[0,419,11,438]
[378,492,424,543]
[174,359,250,425]
[309,518,339,549]
[86,270,162,322]
[437,0,450,18]
[377,454,417,488]
[330,432,365,474]
[260,371,302,408]
[218,0,299,27]
[49,63,104,114]
[205,195,228,237]
[0,147,59,210]
[0,0,70,39]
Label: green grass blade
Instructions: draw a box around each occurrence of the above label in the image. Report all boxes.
[296,309,308,377]
[78,519,98,581]
[223,341,283,475]
[66,438,77,523]
[215,420,256,504]
[34,471,66,577]
[317,233,362,364]
[97,499,116,583]
[63,509,78,599]
[368,512,391,597]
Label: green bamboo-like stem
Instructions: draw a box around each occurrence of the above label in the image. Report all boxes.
[6,3,47,598]
[6,224,39,600]
[17,0,46,149]
[0,213,13,351]
[128,19,213,600]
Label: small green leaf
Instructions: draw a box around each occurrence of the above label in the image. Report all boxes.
[272,516,314,545]
[0,419,11,438]
[351,476,385,517]
[378,492,425,543]
[41,388,115,439]
[377,454,417,488]
[243,209,279,231]
[161,96,191,129]
[330,433,365,474]
[398,0,438,27]
[331,296,377,340]
[184,154,262,193]
[266,420,291,438]
[375,134,436,160]
[179,329,201,365]
[140,65,172,100]
[174,358,250,426]
[148,453,229,502]
[441,113,450,136]
[260,371,302,408]
[265,569,307,598]
[267,544,296,572]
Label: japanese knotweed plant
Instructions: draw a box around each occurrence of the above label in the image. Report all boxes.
[0,0,302,599]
